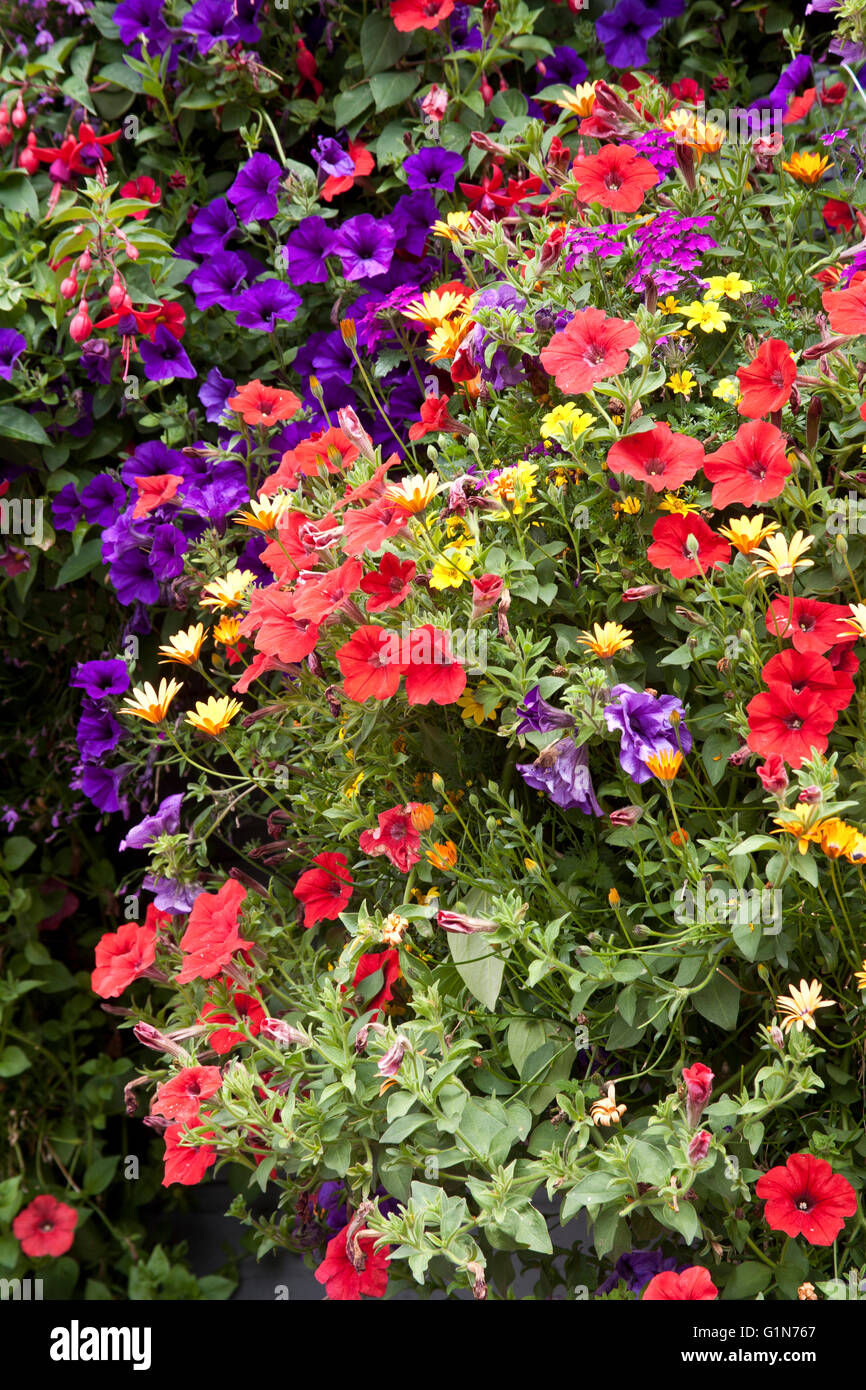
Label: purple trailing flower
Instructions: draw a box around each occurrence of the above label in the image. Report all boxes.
[140,326,196,382]
[78,763,130,814]
[76,700,124,759]
[516,686,575,734]
[596,1250,679,1296]
[232,279,302,331]
[79,473,127,527]
[143,873,204,913]
[312,136,354,180]
[283,215,337,284]
[180,0,239,53]
[315,1181,349,1233]
[188,197,238,256]
[750,53,811,114]
[199,366,235,422]
[465,284,526,389]
[112,0,173,54]
[227,152,282,222]
[517,739,602,815]
[118,792,184,851]
[70,658,130,700]
[595,0,664,69]
[149,524,187,581]
[603,684,691,785]
[390,191,438,256]
[535,45,587,91]
[52,483,84,532]
[333,215,396,282]
[403,146,464,192]
[187,251,248,311]
[627,210,716,295]
[0,328,26,380]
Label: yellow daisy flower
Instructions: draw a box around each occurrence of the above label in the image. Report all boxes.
[385,472,440,513]
[200,569,256,610]
[429,546,474,590]
[681,299,731,333]
[432,210,471,242]
[555,81,597,117]
[668,369,697,397]
[782,151,830,184]
[212,616,241,646]
[158,623,207,666]
[749,531,814,581]
[704,272,753,301]
[717,514,780,553]
[119,677,183,724]
[776,978,834,1033]
[186,695,244,735]
[577,621,633,658]
[645,749,683,781]
[457,685,500,725]
[712,377,741,404]
[234,496,292,532]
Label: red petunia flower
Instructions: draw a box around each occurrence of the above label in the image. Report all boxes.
[642,1266,718,1301]
[746,686,837,767]
[314,1225,390,1300]
[152,1065,224,1124]
[736,339,796,418]
[227,380,301,427]
[822,271,866,335]
[321,140,374,202]
[341,498,411,556]
[359,805,421,873]
[239,586,320,663]
[91,920,157,998]
[408,393,463,440]
[162,1122,217,1187]
[821,81,847,106]
[176,880,251,985]
[783,88,817,124]
[13,1195,78,1258]
[647,514,731,580]
[823,198,854,233]
[703,420,791,508]
[572,144,658,213]
[389,0,454,32]
[351,948,402,1017]
[337,624,408,702]
[605,422,704,492]
[404,623,467,705]
[120,175,162,218]
[761,648,854,712]
[292,558,363,624]
[360,551,416,612]
[755,1153,857,1245]
[132,472,184,519]
[199,987,266,1054]
[294,851,354,928]
[765,596,853,654]
[540,307,639,396]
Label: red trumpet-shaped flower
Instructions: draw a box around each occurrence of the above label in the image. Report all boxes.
[647,514,730,580]
[756,1153,857,1245]
[606,421,704,493]
[540,307,639,396]
[736,338,796,418]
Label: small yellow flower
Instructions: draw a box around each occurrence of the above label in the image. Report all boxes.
[555,81,597,117]
[681,299,731,334]
[158,623,207,666]
[854,960,866,992]
[426,840,458,870]
[772,809,834,855]
[427,313,474,362]
[749,530,814,581]
[590,1084,627,1127]
[385,472,440,514]
[712,376,742,404]
[704,272,753,301]
[658,296,681,314]
[382,912,410,946]
[344,771,365,800]
[817,818,859,859]
[119,677,183,724]
[717,513,780,553]
[612,495,642,516]
[577,621,634,659]
[488,460,538,514]
[658,492,701,515]
[212,616,241,646]
[403,288,469,330]
[667,369,697,397]
[429,546,474,590]
[234,495,292,532]
[782,151,830,184]
[200,569,256,610]
[608,887,621,907]
[645,749,683,781]
[663,108,725,156]
[186,695,244,735]
[457,684,500,725]
[540,402,594,443]
[339,317,357,346]
[842,601,866,640]
[776,978,834,1033]
[845,831,866,863]
[431,210,471,242]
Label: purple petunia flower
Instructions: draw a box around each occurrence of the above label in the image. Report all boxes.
[142,873,204,913]
[149,523,187,581]
[182,459,249,521]
[112,0,173,53]
[404,146,464,192]
[79,763,130,814]
[70,658,130,700]
[232,279,302,331]
[119,792,184,851]
[390,191,438,257]
[120,440,188,488]
[595,0,664,69]
[284,215,337,284]
[227,152,282,222]
[603,684,691,785]
[188,197,238,256]
[516,686,576,735]
[333,215,397,282]
[0,328,26,380]
[77,700,124,760]
[52,482,84,532]
[750,53,811,114]
[139,325,196,382]
[109,547,161,605]
[517,739,602,814]
[199,366,235,422]
[181,0,239,53]
[312,136,354,180]
[79,473,127,527]
[187,250,248,310]
[535,45,587,91]
[596,1250,679,1296]
[310,330,356,386]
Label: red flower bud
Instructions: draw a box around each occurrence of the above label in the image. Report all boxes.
[688,1130,712,1165]
[682,1062,714,1127]
[78,249,92,273]
[11,97,26,129]
[108,275,126,311]
[69,298,92,343]
[60,275,79,300]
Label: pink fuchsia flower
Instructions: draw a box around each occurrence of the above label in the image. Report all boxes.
[683,1062,714,1126]
[642,1266,718,1300]
[13,1195,78,1257]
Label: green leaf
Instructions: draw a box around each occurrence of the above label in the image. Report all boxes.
[0,1046,30,1078]
[0,1176,22,1223]
[360,12,411,74]
[380,1113,431,1144]
[3,835,36,870]
[448,928,503,1011]
[369,71,419,113]
[693,970,741,1030]
[0,404,50,445]
[333,84,373,129]
[0,171,39,219]
[55,538,104,587]
[83,1155,119,1195]
[722,1260,772,1299]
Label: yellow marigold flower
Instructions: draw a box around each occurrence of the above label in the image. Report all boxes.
[613,495,642,516]
[426,840,458,870]
[234,495,292,532]
[749,530,814,581]
[427,313,474,362]
[540,402,594,442]
[524,857,539,871]
[772,809,834,855]
[200,569,256,610]
[845,831,866,863]
[658,492,701,515]
[119,677,183,724]
[385,472,440,513]
[382,912,409,946]
[817,817,859,859]
[212,616,241,646]
[590,1084,627,1127]
[402,288,469,330]
[718,513,780,553]
[343,771,365,800]
[854,960,866,991]
[429,546,474,590]
[457,685,500,725]
[670,829,689,847]
[409,802,435,831]
[776,978,834,1033]
[782,151,830,184]
[798,1283,818,1301]
[555,81,597,116]
[577,621,634,658]
[658,295,681,314]
[842,601,866,640]
[645,748,683,781]
[704,272,753,301]
[432,210,471,242]
[668,369,697,397]
[186,695,244,735]
[489,461,538,514]
[158,623,207,666]
[712,376,742,404]
[681,298,731,333]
